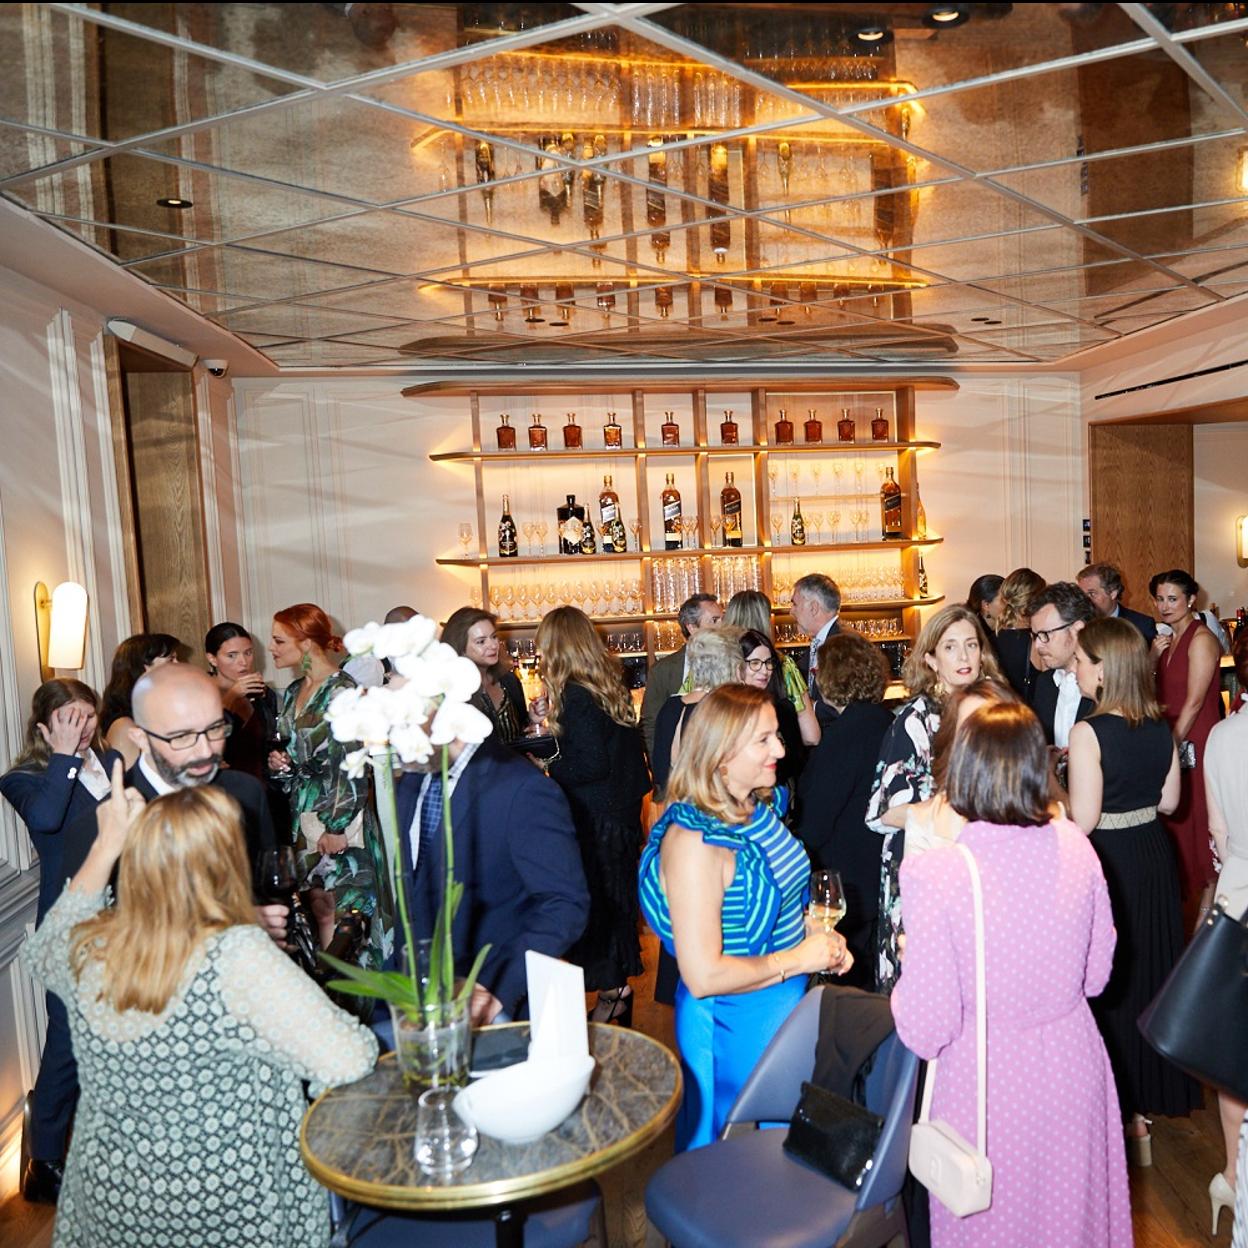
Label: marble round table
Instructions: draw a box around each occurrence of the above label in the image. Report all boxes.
[302,1022,681,1247]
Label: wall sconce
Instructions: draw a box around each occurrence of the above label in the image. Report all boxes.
[34,581,88,681]
[1238,148,1248,197]
[1237,514,1248,567]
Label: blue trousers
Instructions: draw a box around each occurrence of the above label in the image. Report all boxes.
[30,990,77,1161]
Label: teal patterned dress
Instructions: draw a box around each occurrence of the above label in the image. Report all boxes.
[278,670,393,974]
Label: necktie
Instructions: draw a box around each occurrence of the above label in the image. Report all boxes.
[416,772,444,883]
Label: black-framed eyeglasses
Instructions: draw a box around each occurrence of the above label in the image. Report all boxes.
[1030,620,1075,645]
[137,719,233,751]
[745,657,776,672]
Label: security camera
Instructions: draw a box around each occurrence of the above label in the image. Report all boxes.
[204,359,229,377]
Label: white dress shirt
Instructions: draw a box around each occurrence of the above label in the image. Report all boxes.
[808,616,839,687]
[1052,667,1081,749]
[75,748,112,800]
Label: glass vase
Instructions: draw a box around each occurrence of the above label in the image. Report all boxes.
[390,1000,472,1091]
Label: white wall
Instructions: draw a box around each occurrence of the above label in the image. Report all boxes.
[0,265,133,1197]
[1194,425,1248,616]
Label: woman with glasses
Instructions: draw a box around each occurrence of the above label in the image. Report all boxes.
[268,604,392,982]
[737,628,807,786]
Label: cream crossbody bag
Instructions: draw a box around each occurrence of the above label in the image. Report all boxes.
[907,843,993,1217]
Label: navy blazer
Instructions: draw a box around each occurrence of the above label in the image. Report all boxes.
[396,741,589,1016]
[1116,605,1158,647]
[1,749,123,925]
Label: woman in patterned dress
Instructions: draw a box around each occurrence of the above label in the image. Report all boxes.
[866,604,1000,993]
[23,773,377,1248]
[268,603,392,975]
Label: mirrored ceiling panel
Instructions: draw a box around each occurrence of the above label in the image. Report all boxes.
[1086,198,1248,257]
[212,301,410,340]
[1149,4,1248,33]
[1180,28,1248,106]
[0,125,98,181]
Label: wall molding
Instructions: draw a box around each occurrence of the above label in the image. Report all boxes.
[0,484,31,874]
[195,372,228,624]
[88,330,134,642]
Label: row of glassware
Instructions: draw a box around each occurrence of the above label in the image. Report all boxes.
[772,565,907,605]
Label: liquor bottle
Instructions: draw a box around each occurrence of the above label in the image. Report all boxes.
[557,494,585,555]
[562,412,582,449]
[837,408,856,443]
[646,136,670,258]
[495,412,516,451]
[603,410,623,448]
[655,285,674,318]
[720,408,739,446]
[774,408,794,445]
[804,408,823,444]
[918,556,930,598]
[790,498,806,546]
[871,407,891,442]
[661,473,683,550]
[528,413,548,450]
[599,475,627,553]
[880,467,903,539]
[721,472,743,547]
[498,495,518,558]
[660,410,681,447]
[915,485,928,540]
[580,497,597,555]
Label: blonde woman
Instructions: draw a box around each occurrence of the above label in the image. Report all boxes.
[535,607,651,1024]
[639,684,852,1150]
[994,567,1046,697]
[23,769,377,1248]
[866,604,1001,992]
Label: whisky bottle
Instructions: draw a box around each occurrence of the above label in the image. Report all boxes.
[528,414,548,450]
[496,413,516,451]
[562,412,582,450]
[871,407,891,442]
[721,472,743,547]
[557,494,585,555]
[660,410,681,447]
[603,410,623,448]
[774,408,794,445]
[498,495,518,558]
[804,408,823,444]
[915,486,928,540]
[880,467,903,539]
[599,476,627,553]
[837,408,856,443]
[790,498,806,546]
[918,556,930,598]
[661,473,683,550]
[720,409,739,446]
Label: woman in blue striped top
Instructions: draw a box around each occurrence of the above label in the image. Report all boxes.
[639,684,853,1151]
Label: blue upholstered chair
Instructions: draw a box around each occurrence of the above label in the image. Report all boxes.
[645,988,920,1248]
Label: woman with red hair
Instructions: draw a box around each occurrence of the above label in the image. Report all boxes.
[269,604,392,979]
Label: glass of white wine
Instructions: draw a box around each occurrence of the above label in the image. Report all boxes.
[809,870,846,983]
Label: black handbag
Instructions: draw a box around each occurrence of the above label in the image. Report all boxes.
[783,1080,883,1191]
[1138,902,1248,1102]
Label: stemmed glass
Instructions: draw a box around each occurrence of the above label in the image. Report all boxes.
[770,512,783,545]
[457,523,474,556]
[536,521,549,556]
[808,870,847,984]
[257,848,298,944]
[688,515,700,549]
[711,515,724,547]
[807,511,823,545]
[523,521,536,555]
[629,519,642,552]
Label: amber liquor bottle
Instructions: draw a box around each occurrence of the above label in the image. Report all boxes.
[790,498,806,546]
[498,495,519,558]
[660,410,681,447]
[774,408,794,445]
[496,413,516,451]
[599,476,627,553]
[603,411,623,448]
[528,414,548,450]
[871,407,891,442]
[661,473,683,550]
[557,494,585,555]
[720,409,739,446]
[804,408,823,444]
[562,412,582,449]
[837,408,856,443]
[915,485,928,540]
[721,472,744,547]
[880,467,903,539]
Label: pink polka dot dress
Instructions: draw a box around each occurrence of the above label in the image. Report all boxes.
[892,820,1132,1248]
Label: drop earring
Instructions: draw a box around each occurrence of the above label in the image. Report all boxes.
[299,652,312,675]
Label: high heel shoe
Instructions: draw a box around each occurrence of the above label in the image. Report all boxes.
[1210,1172,1235,1236]
[588,989,634,1028]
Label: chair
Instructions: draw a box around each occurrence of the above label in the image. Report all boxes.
[329,1183,606,1248]
[645,987,920,1248]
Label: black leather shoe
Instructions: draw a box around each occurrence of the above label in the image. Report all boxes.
[21,1158,63,1205]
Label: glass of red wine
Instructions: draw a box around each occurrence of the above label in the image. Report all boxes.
[257,847,298,943]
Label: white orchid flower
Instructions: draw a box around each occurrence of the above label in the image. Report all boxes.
[342,746,370,779]
[430,699,494,746]
[343,622,382,656]
[390,721,435,764]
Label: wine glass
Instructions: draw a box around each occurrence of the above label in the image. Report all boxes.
[629,519,642,552]
[770,512,783,545]
[457,523,474,556]
[257,846,298,909]
[523,521,536,555]
[809,869,847,982]
[536,520,549,555]
[807,511,823,545]
[711,515,724,547]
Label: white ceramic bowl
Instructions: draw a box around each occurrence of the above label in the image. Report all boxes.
[454,1055,595,1144]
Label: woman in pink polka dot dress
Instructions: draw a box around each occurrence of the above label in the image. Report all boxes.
[892,703,1132,1248]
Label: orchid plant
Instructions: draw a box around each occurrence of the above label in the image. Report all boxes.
[319,614,494,1021]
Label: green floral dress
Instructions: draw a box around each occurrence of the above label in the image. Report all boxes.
[279,670,393,975]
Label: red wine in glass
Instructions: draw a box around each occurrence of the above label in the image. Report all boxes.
[257,846,298,910]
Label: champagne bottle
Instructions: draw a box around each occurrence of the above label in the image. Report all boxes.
[661,473,683,550]
[915,485,928,540]
[580,497,597,555]
[918,556,930,598]
[721,472,743,547]
[498,495,518,558]
[557,494,585,555]
[599,475,627,553]
[880,467,903,539]
[790,498,806,547]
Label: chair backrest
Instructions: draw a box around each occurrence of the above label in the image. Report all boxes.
[722,987,822,1129]
[854,1031,920,1210]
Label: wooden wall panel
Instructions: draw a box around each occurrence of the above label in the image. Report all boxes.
[124,372,212,651]
[1089,423,1193,610]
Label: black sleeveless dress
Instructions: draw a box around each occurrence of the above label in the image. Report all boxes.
[1087,715,1199,1117]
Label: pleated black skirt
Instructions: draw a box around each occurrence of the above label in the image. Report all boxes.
[1090,819,1201,1117]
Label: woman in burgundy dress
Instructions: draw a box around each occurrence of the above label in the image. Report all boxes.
[1150,569,1223,908]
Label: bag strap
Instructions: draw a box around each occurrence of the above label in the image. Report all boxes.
[915,843,988,1156]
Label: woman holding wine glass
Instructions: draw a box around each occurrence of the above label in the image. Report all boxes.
[205,623,278,781]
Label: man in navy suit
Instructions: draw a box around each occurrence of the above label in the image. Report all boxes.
[1077,562,1157,645]
[396,736,589,1024]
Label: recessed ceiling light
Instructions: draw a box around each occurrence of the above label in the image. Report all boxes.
[970,315,993,322]
[923,5,971,28]
[983,319,1003,325]
[156,196,192,209]
[853,24,893,45]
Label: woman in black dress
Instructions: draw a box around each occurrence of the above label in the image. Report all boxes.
[442,608,532,744]
[99,633,181,767]
[205,623,279,781]
[993,567,1045,699]
[535,607,651,1024]
[1067,616,1199,1166]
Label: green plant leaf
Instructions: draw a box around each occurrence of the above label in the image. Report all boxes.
[455,942,493,1008]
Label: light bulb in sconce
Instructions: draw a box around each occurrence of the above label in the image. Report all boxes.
[1238,148,1248,197]
[1237,513,1248,567]
[35,580,88,680]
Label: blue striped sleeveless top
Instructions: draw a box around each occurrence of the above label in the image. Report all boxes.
[639,789,811,958]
